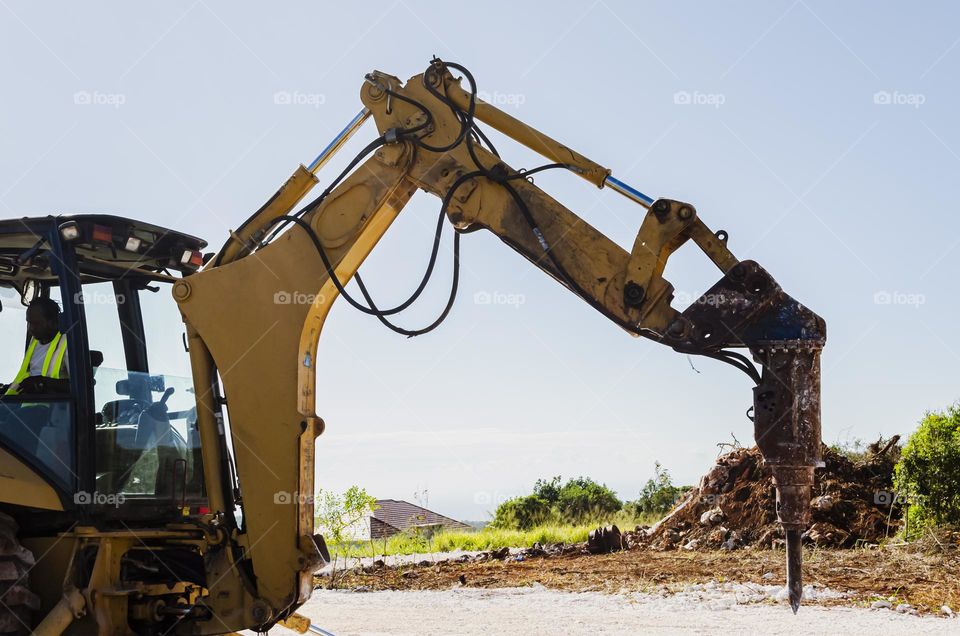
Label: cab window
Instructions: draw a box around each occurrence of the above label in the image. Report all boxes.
[93,281,204,503]
[0,283,75,489]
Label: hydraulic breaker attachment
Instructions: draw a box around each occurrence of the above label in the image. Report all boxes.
[753,345,822,612]
[667,260,825,611]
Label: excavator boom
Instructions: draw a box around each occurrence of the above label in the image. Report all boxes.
[167,59,825,631]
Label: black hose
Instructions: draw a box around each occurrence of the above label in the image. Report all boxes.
[262,170,481,336]
[254,57,764,377]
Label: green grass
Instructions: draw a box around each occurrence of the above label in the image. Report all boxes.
[333,512,661,559]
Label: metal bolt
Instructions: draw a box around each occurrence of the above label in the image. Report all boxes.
[653,199,670,219]
[172,281,192,301]
[624,282,646,307]
[678,206,693,220]
[667,319,688,339]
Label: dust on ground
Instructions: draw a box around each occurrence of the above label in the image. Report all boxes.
[326,543,960,614]
[325,443,958,614]
[262,586,957,636]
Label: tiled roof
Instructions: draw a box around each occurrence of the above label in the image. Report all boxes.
[372,499,471,533]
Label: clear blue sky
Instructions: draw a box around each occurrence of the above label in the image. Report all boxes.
[1,1,957,520]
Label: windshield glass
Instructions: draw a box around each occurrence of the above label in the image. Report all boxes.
[93,368,202,500]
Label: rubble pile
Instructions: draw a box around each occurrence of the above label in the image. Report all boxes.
[331,441,906,583]
[636,444,902,551]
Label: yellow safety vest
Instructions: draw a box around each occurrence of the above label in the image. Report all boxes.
[5,333,67,395]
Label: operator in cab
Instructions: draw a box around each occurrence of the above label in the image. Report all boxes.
[2,297,69,395]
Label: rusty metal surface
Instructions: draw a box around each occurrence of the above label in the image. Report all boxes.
[661,257,825,611]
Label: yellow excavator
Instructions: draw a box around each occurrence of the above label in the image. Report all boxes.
[0,58,825,634]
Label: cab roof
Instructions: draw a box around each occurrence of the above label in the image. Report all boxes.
[0,214,210,287]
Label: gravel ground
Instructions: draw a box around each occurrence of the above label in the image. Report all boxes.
[249,585,956,635]
[317,549,504,575]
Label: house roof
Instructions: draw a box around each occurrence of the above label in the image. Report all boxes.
[373,499,471,532]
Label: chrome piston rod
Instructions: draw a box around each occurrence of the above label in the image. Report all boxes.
[306,107,372,174]
[603,174,655,209]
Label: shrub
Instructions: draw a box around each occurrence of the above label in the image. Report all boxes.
[533,476,562,505]
[492,476,622,529]
[555,477,622,523]
[314,485,377,581]
[491,495,554,530]
[894,405,960,528]
[628,462,687,518]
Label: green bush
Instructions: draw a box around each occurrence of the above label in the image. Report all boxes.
[491,495,554,530]
[894,405,960,528]
[533,476,562,505]
[628,462,689,518]
[492,476,622,529]
[555,477,622,523]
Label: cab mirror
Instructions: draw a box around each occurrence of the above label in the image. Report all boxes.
[20,280,37,306]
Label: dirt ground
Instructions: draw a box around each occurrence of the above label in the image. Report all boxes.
[327,543,960,614]
[307,443,958,633]
[259,587,956,636]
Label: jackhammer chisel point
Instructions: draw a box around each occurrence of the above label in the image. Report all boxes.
[786,528,803,613]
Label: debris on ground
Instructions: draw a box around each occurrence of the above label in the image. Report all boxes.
[317,438,960,615]
[326,540,960,615]
[324,442,910,580]
[587,525,624,554]
[636,444,903,550]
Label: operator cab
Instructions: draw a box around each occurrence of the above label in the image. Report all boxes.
[0,215,210,521]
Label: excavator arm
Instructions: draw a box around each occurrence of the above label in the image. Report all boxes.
[172,59,824,632]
